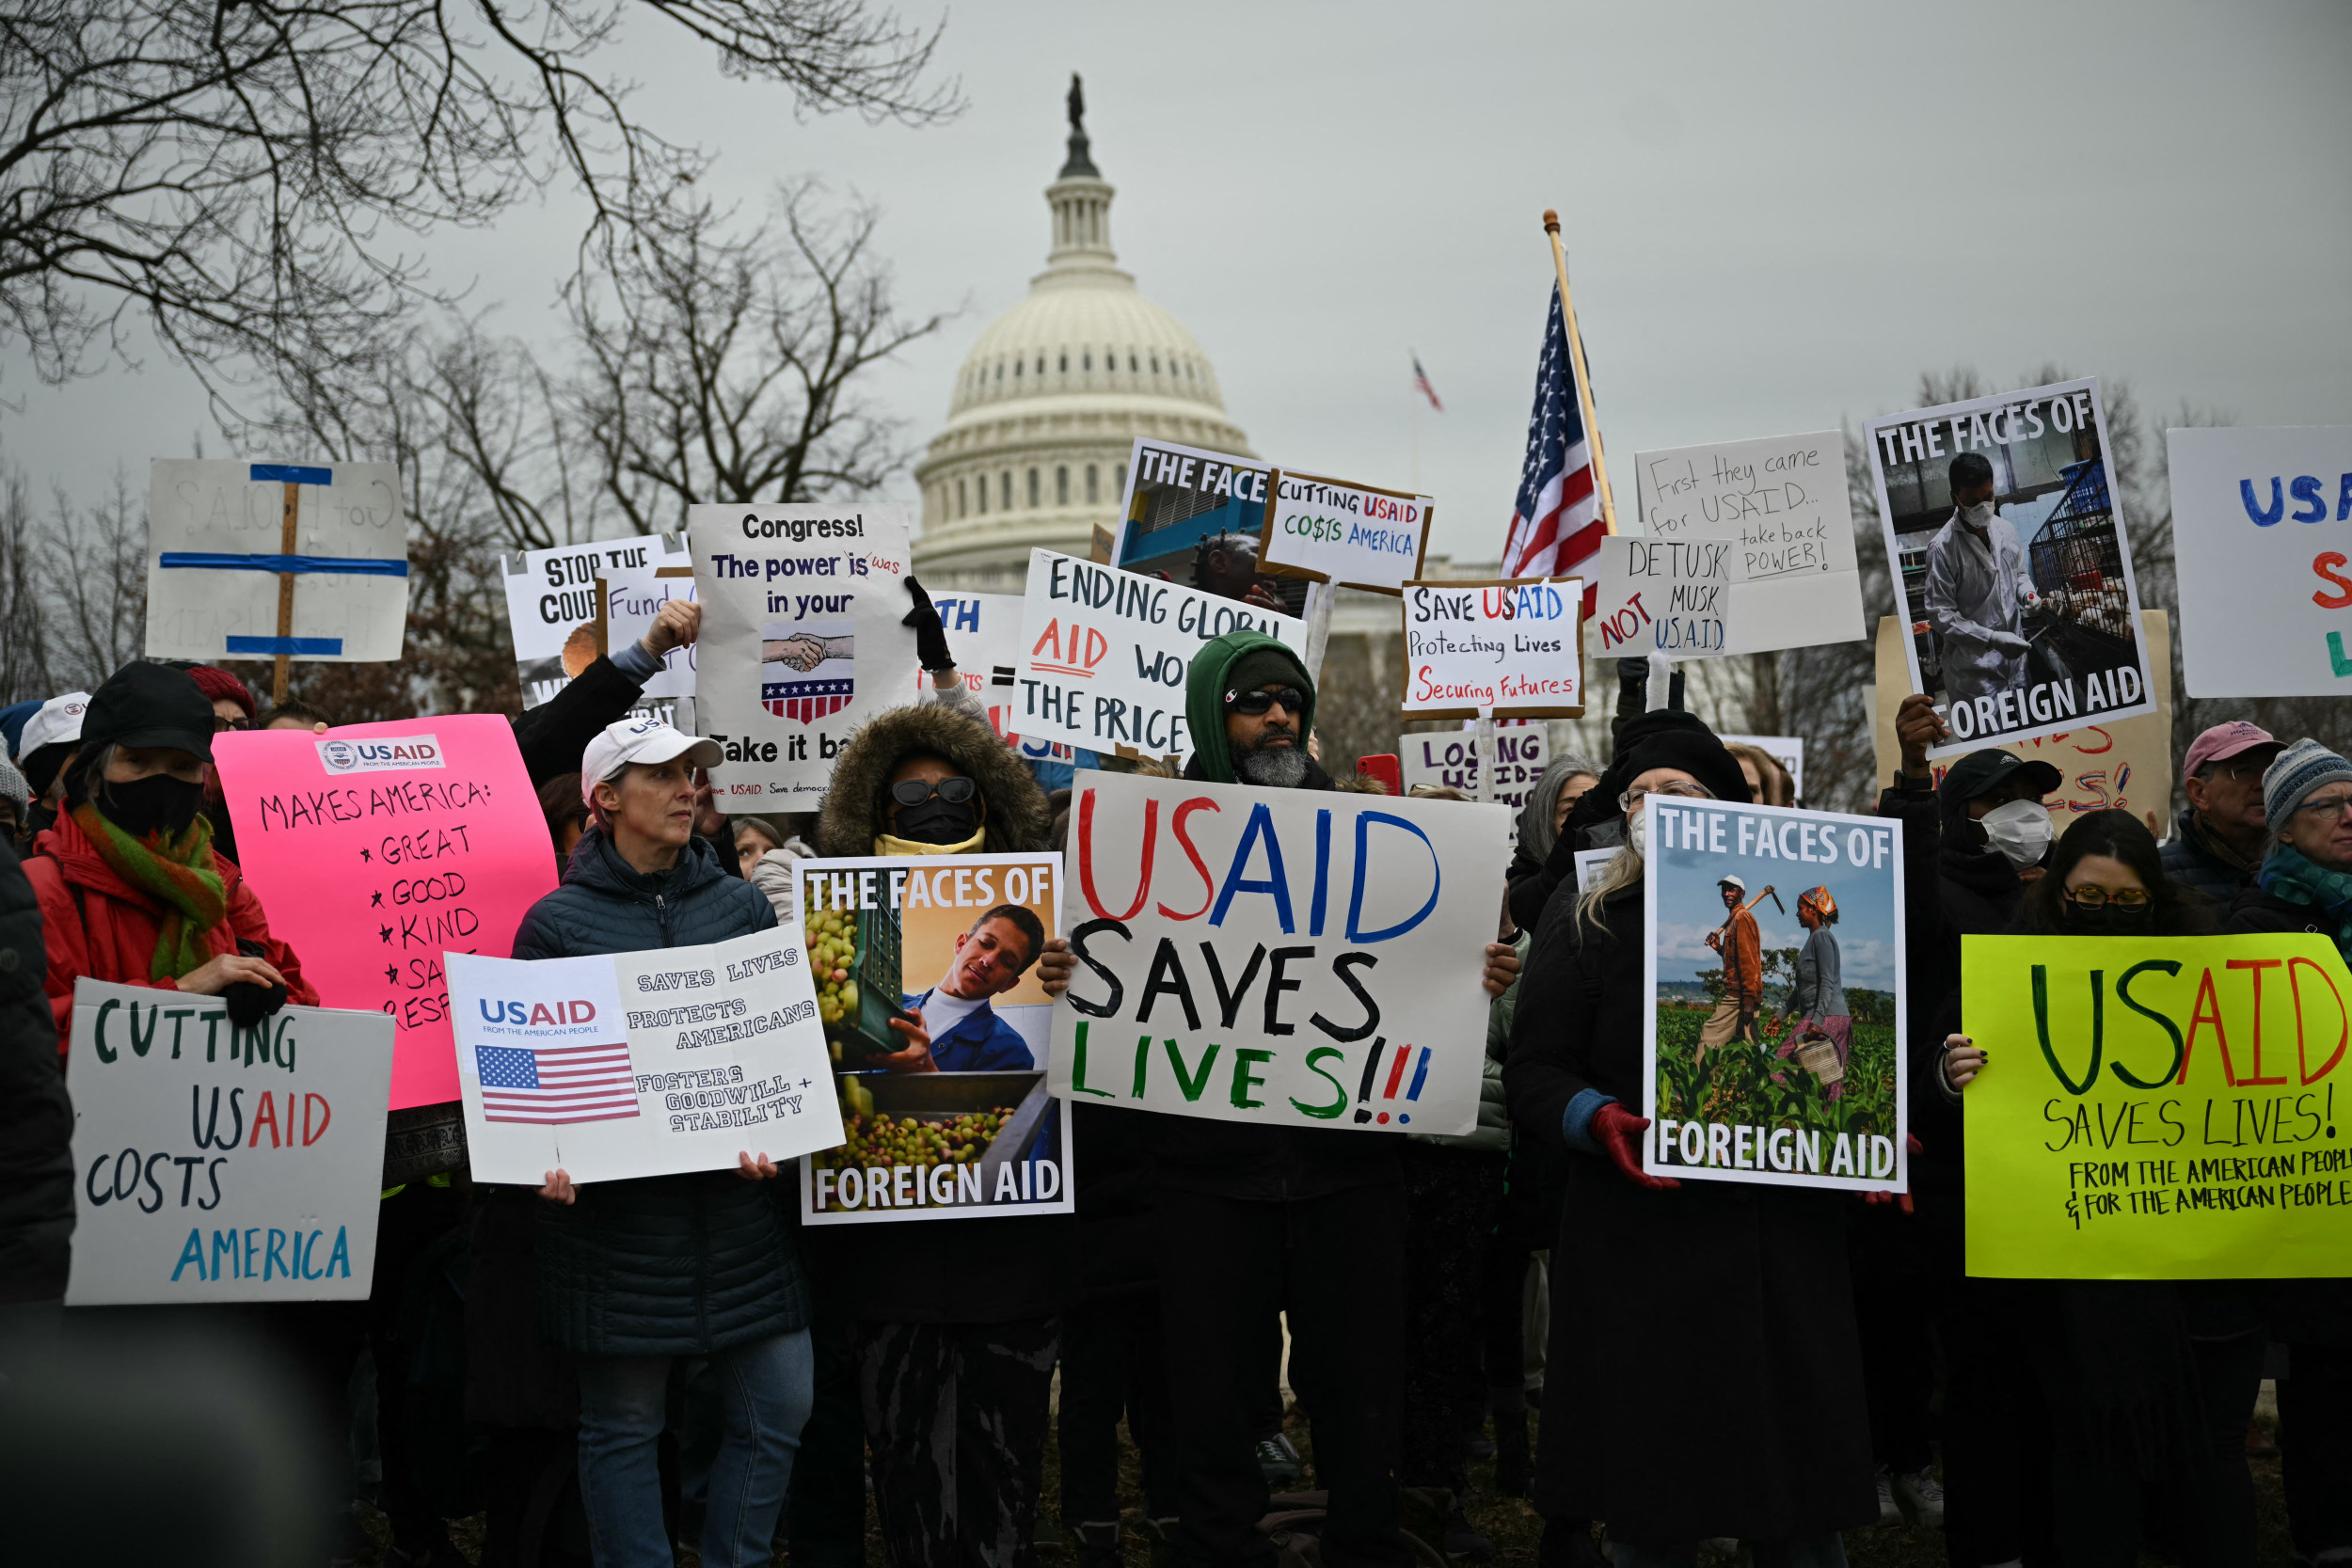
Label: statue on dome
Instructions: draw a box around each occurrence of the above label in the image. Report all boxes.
[1067,72,1085,134]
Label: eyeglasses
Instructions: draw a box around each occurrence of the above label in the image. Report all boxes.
[2064,886,2152,909]
[2293,793,2352,821]
[1224,687,1306,717]
[1619,781,1714,812]
[890,776,977,807]
[213,716,248,733]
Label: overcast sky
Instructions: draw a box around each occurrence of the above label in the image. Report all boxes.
[8,0,2347,563]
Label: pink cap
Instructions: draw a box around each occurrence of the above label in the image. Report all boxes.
[2184,721,2280,777]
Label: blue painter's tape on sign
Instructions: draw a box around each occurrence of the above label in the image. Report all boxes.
[248,464,333,485]
[159,553,408,578]
[226,636,344,656]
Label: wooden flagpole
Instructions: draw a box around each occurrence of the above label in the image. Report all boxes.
[1542,210,1616,536]
[273,479,299,704]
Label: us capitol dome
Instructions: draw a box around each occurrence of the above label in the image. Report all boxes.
[910,78,1253,589]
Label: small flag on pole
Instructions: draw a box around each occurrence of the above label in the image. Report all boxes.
[1411,354,1444,412]
[1500,284,1602,585]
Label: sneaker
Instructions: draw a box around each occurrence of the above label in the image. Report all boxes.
[1872,1465,1902,1527]
[1893,1465,1945,1528]
[1444,1508,1496,1562]
[1256,1432,1304,1486]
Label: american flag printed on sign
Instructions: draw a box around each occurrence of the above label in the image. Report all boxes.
[1500,283,1602,590]
[475,1042,640,1125]
[763,676,853,723]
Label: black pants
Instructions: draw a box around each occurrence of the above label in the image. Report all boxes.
[1935,1275,2052,1565]
[2280,1338,2352,1555]
[1058,1291,1175,1526]
[1157,1183,1409,1568]
[1399,1145,1503,1497]
[850,1315,1059,1568]
[1850,1201,1937,1475]
[787,1302,870,1566]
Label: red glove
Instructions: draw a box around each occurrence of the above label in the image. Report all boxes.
[1591,1102,1679,1192]
[1862,1132,1926,1213]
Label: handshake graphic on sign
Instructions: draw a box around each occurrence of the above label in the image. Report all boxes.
[763,634,852,672]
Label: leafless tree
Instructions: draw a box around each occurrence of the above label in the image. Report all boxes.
[36,467,150,693]
[0,465,55,703]
[0,0,958,410]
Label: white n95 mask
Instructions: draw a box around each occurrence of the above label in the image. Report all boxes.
[1980,798,2053,870]
[1628,809,1647,857]
[1959,500,1996,528]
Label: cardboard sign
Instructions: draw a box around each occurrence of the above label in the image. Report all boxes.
[690,504,918,807]
[915,591,1026,742]
[794,854,1072,1225]
[1591,535,1744,658]
[501,533,691,709]
[1013,548,1304,764]
[447,927,842,1186]
[2167,426,2352,698]
[1871,613,2174,839]
[1863,378,2156,757]
[1052,769,1509,1133]
[598,563,698,719]
[1399,578,1585,721]
[64,979,393,1304]
[1718,734,1806,803]
[1257,469,1432,594]
[1963,933,2352,1279]
[1629,430,1865,657]
[1641,796,1908,1194]
[1400,725,1549,835]
[146,459,407,663]
[212,716,559,1110]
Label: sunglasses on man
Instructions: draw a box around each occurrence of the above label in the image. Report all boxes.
[1223,687,1306,717]
[890,776,977,807]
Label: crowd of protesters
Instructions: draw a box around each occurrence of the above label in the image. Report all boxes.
[1,573,2346,1568]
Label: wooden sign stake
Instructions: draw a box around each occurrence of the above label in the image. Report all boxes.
[273,480,299,704]
[1542,210,1617,537]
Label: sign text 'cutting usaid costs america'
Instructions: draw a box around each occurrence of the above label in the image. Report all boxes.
[1256,469,1431,594]
[691,504,916,804]
[1400,578,1584,721]
[1050,770,1508,1132]
[1015,548,1303,762]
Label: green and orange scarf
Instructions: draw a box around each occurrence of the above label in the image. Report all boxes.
[72,802,229,981]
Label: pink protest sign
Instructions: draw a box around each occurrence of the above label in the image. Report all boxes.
[214,715,558,1110]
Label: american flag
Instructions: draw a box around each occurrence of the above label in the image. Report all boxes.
[763,675,853,723]
[1500,283,1604,587]
[475,1042,640,1125]
[1411,354,1443,412]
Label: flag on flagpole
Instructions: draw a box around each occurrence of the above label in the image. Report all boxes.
[1411,354,1443,412]
[1500,284,1602,584]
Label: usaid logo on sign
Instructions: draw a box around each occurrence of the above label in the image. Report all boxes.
[316,736,447,774]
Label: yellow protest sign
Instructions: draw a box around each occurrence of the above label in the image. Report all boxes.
[1963,933,2352,1278]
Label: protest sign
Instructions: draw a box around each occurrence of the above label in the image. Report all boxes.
[1590,536,1739,657]
[598,562,697,722]
[1400,724,1549,829]
[1718,735,1805,803]
[690,504,918,807]
[1641,795,1907,1193]
[1052,769,1508,1133]
[1871,613,2174,839]
[2167,426,2352,698]
[1257,469,1431,594]
[147,459,407,664]
[1863,378,2155,757]
[794,854,1071,1225]
[213,715,558,1110]
[1629,431,1865,656]
[1110,438,1308,614]
[1014,548,1304,764]
[914,591,1025,741]
[1575,847,1621,895]
[64,979,393,1304]
[1963,933,2352,1279]
[447,927,841,1186]
[1399,578,1585,721]
[501,534,692,710]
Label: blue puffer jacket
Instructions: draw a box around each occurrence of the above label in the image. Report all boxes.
[515,827,810,1357]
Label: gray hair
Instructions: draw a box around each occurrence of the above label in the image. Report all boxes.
[1518,752,1603,863]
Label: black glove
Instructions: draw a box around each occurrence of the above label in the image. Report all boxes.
[222,977,288,1029]
[902,577,954,673]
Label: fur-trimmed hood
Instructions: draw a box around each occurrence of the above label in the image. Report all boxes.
[816,701,1053,856]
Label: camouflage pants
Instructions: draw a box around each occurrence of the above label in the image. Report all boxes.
[849,1316,1060,1568]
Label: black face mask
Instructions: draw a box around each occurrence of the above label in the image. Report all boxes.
[2063,898,2156,935]
[101,774,206,841]
[891,794,978,847]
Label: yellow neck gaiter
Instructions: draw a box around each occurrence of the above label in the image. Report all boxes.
[873,826,986,857]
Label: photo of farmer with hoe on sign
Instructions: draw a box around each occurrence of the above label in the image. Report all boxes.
[1696,873,1772,1070]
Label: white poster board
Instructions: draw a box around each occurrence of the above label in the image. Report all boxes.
[146,459,407,663]
[2167,426,2352,697]
[917,591,1026,743]
[794,854,1072,1225]
[1013,548,1304,764]
[1863,377,2155,757]
[599,562,698,725]
[689,504,918,807]
[501,533,692,709]
[1399,578,1585,721]
[1051,769,1508,1133]
[1628,431,1865,657]
[448,927,842,1186]
[1258,469,1432,594]
[1717,734,1806,803]
[1400,724,1549,838]
[64,979,394,1304]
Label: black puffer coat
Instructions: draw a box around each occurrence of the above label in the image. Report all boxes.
[0,835,71,1304]
[514,827,809,1356]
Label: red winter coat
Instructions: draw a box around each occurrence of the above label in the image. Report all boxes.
[24,812,318,1053]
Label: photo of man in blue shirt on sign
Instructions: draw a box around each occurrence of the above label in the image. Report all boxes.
[874,902,1046,1073]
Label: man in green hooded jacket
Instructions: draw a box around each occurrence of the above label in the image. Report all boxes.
[1153,629,1520,1568]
